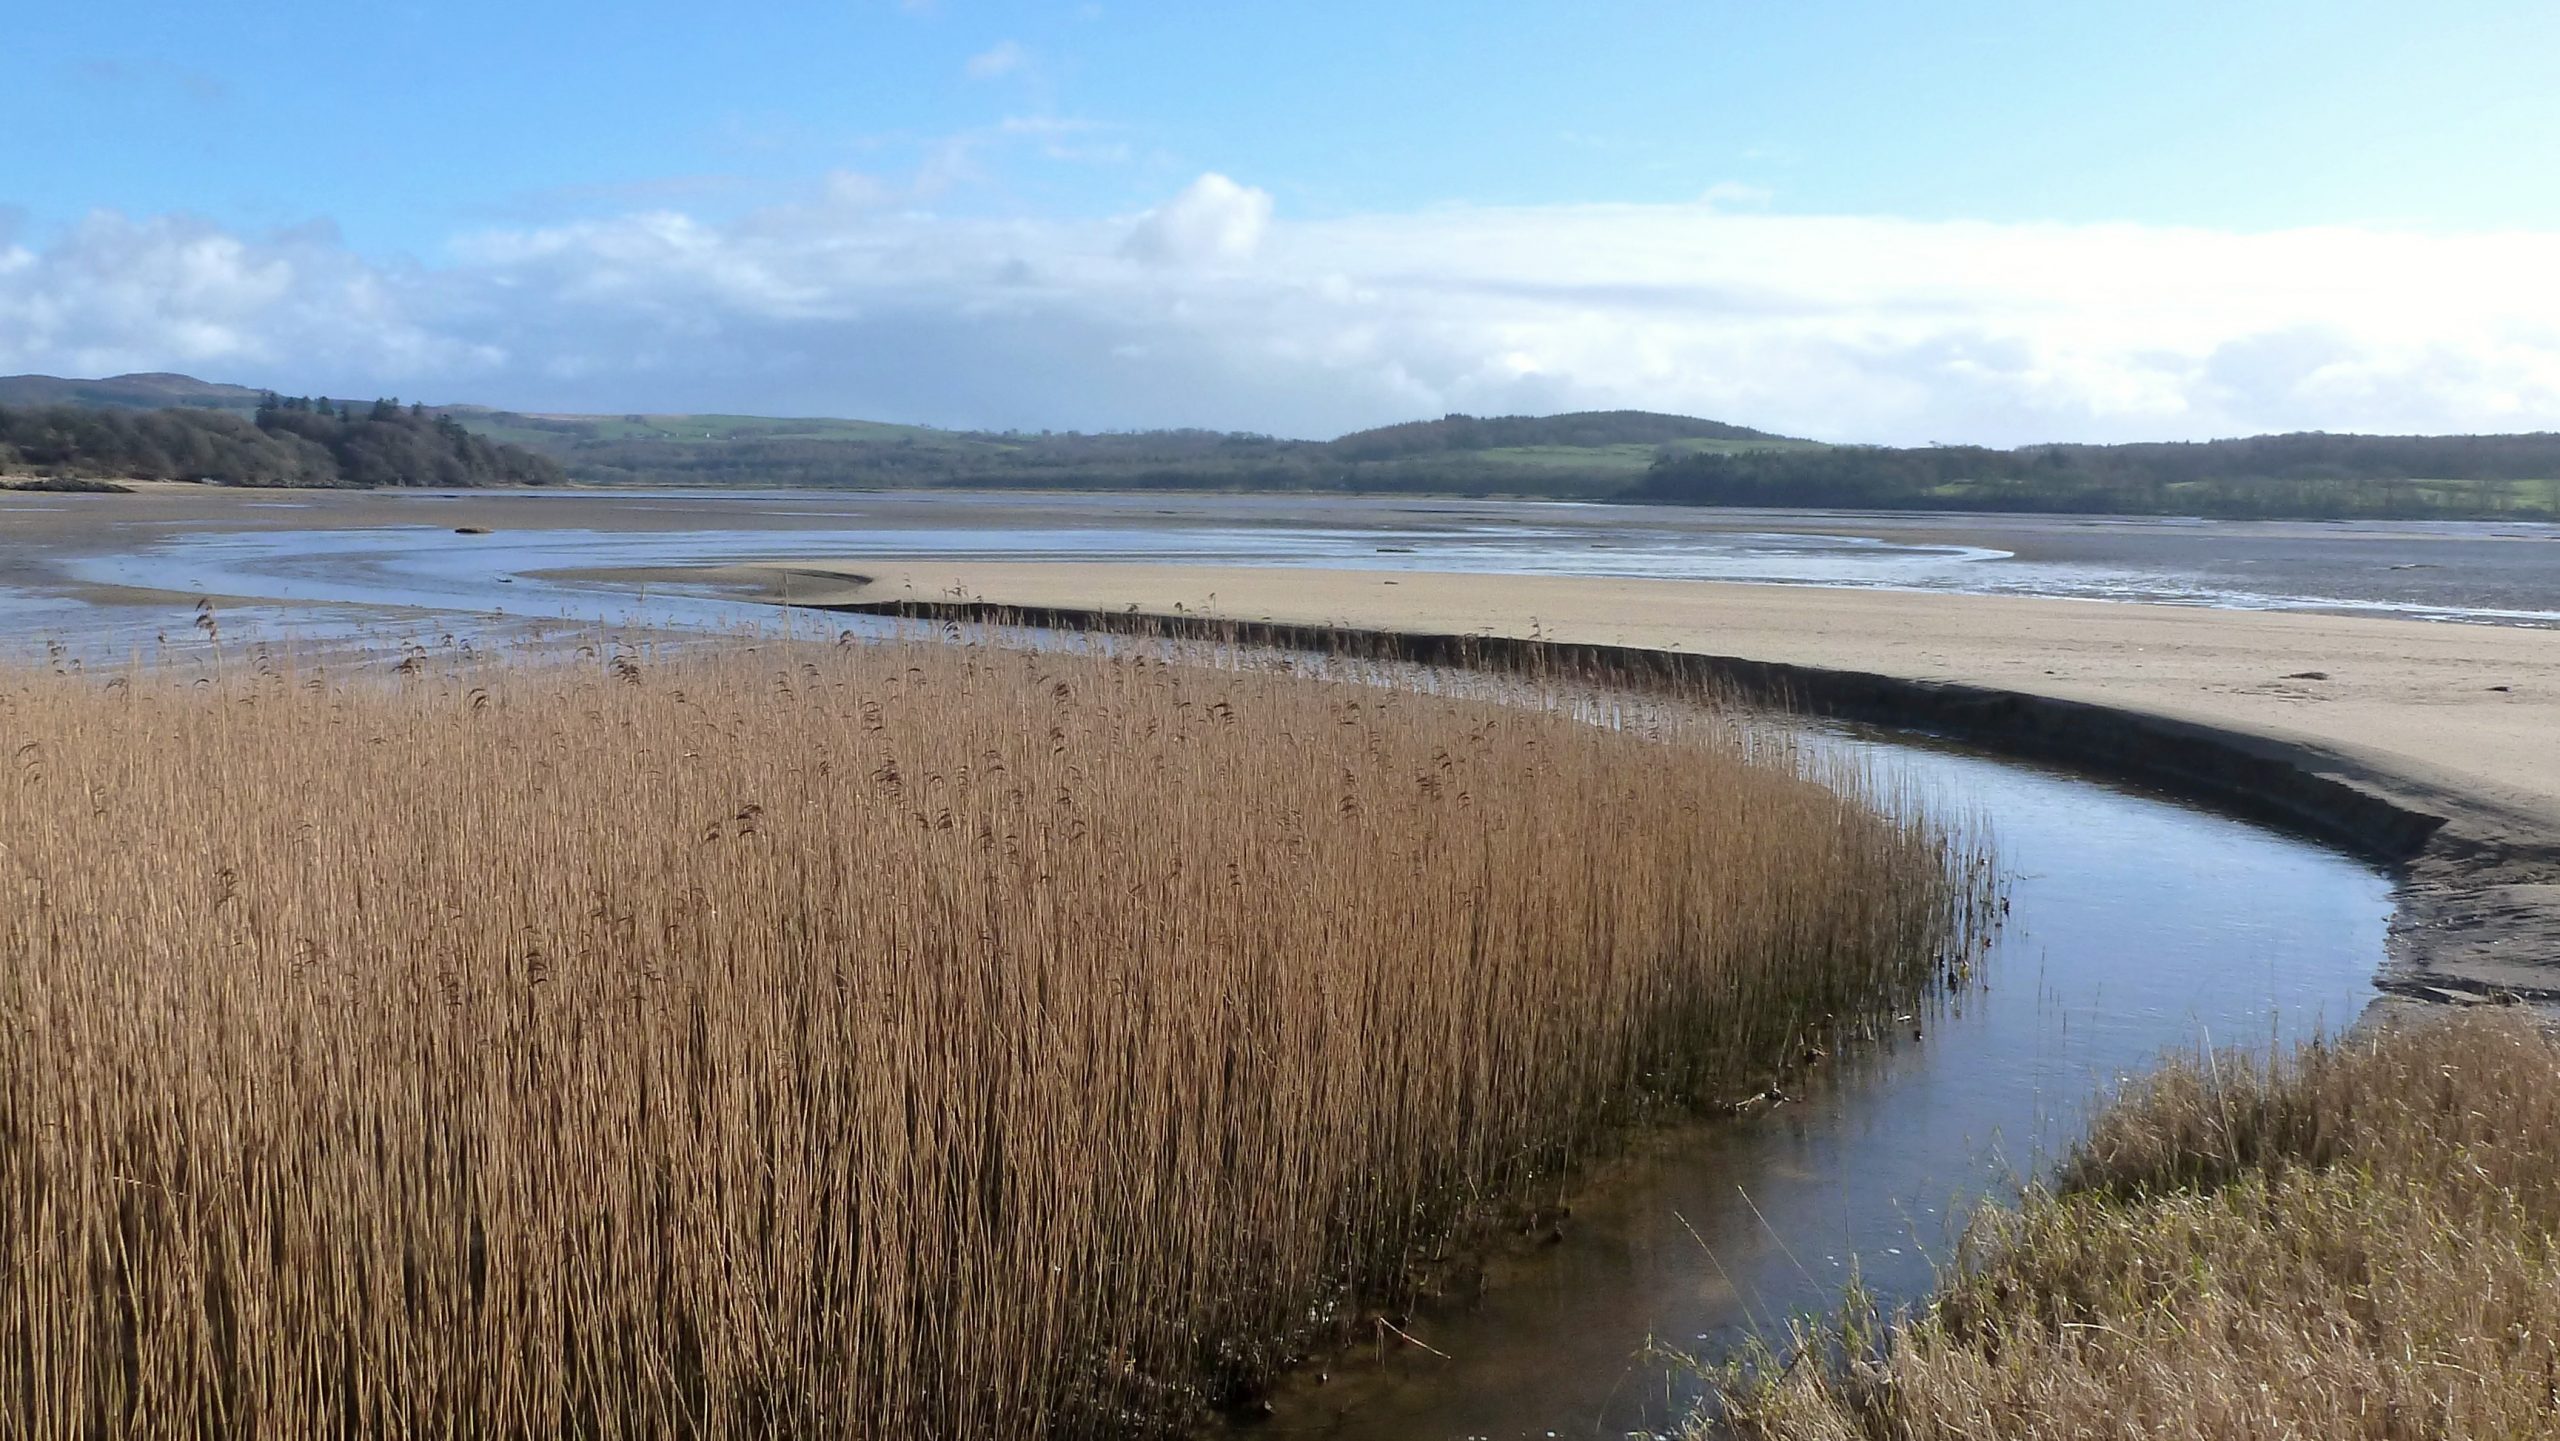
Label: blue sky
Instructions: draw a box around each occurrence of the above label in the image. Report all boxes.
[9,1,2560,441]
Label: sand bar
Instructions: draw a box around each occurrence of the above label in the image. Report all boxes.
[719,559,2560,996]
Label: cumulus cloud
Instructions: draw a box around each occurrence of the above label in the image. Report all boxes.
[1120,173,1272,267]
[0,211,491,385]
[9,179,2560,443]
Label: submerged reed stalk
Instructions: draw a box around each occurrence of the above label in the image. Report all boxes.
[0,638,1969,1437]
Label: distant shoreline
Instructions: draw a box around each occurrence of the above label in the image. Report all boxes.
[11,371,2560,519]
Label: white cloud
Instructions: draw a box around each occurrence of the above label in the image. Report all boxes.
[1120,173,1273,267]
[964,40,1029,80]
[0,211,490,385]
[11,183,2560,444]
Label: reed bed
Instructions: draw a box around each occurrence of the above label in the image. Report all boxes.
[0,636,1972,1437]
[1718,1010,2560,1440]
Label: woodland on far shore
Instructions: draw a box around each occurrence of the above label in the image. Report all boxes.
[0,393,565,489]
[3,371,2558,520]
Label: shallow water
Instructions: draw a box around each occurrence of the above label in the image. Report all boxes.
[1252,731,2391,1439]
[10,490,2559,654]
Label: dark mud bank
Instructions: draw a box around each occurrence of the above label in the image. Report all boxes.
[825,599,2560,1006]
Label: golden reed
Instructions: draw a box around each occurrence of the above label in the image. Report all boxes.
[0,637,1971,1437]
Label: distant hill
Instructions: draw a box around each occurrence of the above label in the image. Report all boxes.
[50,374,2552,519]
[0,372,267,413]
[1639,432,2560,521]
[433,402,1808,497]
[1329,409,1785,461]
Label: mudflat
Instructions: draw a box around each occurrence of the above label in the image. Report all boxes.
[9,485,2559,623]
[724,558,2560,996]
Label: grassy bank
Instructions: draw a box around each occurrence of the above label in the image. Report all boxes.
[1718,1010,2560,1439]
[0,639,1973,1437]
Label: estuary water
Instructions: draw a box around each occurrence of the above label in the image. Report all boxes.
[5,488,2558,661]
[1260,730,2390,1439]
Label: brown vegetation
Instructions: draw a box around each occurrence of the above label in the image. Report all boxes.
[0,638,1970,1437]
[1719,1010,2560,1440]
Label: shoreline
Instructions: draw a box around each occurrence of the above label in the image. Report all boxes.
[698,559,2560,1004]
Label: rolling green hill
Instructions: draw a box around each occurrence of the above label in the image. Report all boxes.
[1328,409,1784,460]
[437,403,1794,496]
[1639,433,2560,520]
[0,372,268,413]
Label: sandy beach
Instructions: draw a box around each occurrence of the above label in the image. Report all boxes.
[722,558,2560,995]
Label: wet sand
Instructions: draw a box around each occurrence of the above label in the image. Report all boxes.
[718,559,2560,997]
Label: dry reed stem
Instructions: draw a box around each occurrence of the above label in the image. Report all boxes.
[0,637,1967,1437]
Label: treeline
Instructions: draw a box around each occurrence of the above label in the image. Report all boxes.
[1638,432,2560,520]
[0,396,564,488]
